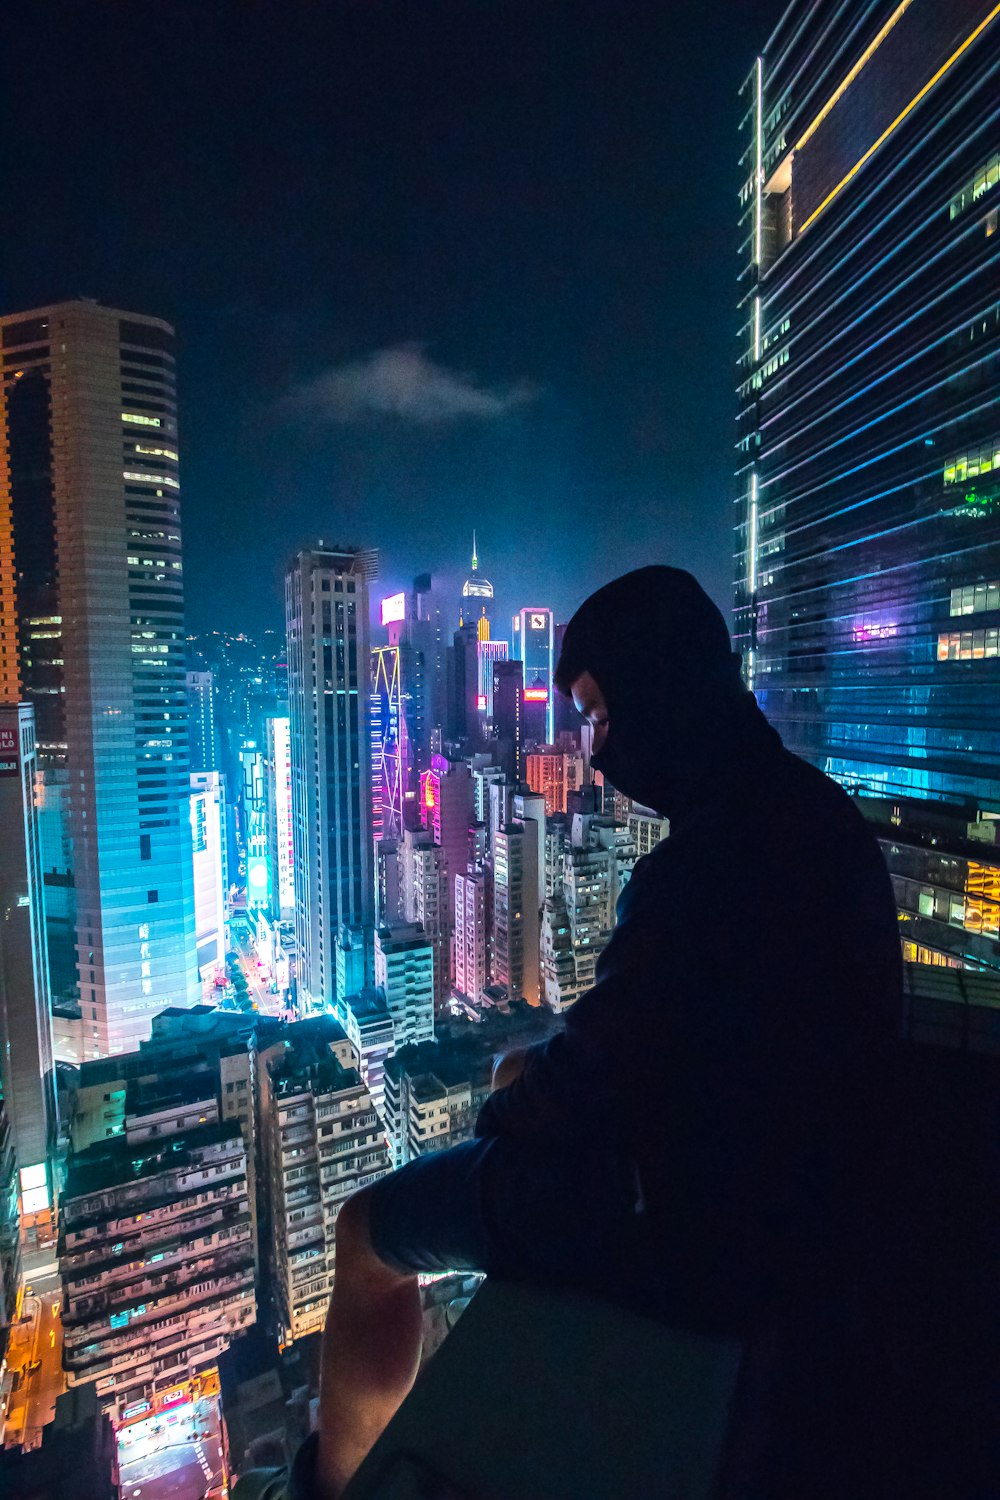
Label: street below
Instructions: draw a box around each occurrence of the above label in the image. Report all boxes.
[118,1395,224,1500]
[2,1271,64,1450]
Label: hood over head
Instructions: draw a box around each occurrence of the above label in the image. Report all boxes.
[554,566,756,818]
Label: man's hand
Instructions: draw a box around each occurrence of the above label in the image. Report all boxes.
[491,1047,531,1092]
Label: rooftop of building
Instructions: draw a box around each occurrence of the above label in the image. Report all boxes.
[345,986,391,1020]
[268,1017,362,1099]
[74,1007,279,1096]
[125,1070,218,1118]
[219,1324,323,1473]
[377,924,431,954]
[385,1003,560,1093]
[63,1116,244,1205]
[0,1385,118,1499]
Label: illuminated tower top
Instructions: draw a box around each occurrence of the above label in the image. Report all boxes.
[460,531,493,626]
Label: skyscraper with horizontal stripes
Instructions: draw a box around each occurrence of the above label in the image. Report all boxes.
[737,1,1000,971]
[0,300,200,1055]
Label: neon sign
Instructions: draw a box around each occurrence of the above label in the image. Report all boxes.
[523,687,548,702]
[381,592,406,625]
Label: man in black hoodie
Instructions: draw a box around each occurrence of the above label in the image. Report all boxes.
[306,567,903,1499]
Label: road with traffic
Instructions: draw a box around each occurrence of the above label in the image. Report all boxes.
[231,919,281,1016]
[2,1272,64,1450]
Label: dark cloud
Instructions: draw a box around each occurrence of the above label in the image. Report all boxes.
[286,344,537,425]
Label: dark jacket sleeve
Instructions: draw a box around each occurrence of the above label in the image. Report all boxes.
[474,852,671,1143]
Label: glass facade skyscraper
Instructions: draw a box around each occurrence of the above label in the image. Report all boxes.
[286,545,378,1010]
[737,2,1000,971]
[0,703,57,1246]
[0,300,201,1054]
[512,606,555,742]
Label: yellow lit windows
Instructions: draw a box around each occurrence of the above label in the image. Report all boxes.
[937,628,1000,661]
[121,412,161,427]
[965,862,1000,938]
[949,150,1000,219]
[943,437,1000,486]
[134,444,179,461]
[123,470,179,489]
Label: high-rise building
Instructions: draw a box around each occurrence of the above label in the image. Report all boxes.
[400,829,448,1008]
[411,573,447,759]
[540,895,586,1013]
[185,669,219,773]
[69,1006,272,1280]
[490,659,524,779]
[264,713,294,921]
[543,815,630,1008]
[286,546,378,1009]
[189,771,227,994]
[458,533,493,629]
[60,1113,256,1421]
[493,823,541,1003]
[375,838,402,926]
[628,809,670,859]
[512,607,555,742]
[452,868,488,1008]
[259,1017,389,1342]
[525,745,585,817]
[371,642,406,841]
[0,704,57,1249]
[476,638,508,719]
[374,923,436,1049]
[512,788,547,914]
[239,739,268,912]
[521,677,549,749]
[422,755,474,999]
[36,766,76,1016]
[1,301,201,1054]
[341,987,394,1117]
[737,3,1000,972]
[0,1092,20,1366]
[382,1005,559,1169]
[447,621,481,744]
[471,762,505,834]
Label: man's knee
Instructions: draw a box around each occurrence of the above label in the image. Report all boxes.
[334,1185,411,1288]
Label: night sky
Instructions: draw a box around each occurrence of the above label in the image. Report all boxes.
[3,0,777,636]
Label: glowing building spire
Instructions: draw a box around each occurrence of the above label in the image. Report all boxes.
[461,531,493,625]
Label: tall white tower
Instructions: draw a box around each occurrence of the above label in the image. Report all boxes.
[0,300,200,1056]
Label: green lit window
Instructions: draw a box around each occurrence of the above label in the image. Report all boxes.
[949,582,1000,617]
[949,151,1000,219]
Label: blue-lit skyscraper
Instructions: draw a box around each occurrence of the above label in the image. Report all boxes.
[0,301,201,1055]
[737,3,1000,971]
[0,704,57,1250]
[513,606,555,742]
[286,545,378,1009]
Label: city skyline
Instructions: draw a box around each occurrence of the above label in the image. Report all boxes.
[2,0,776,637]
[0,3,996,1494]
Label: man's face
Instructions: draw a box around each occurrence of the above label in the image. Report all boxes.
[571,670,609,755]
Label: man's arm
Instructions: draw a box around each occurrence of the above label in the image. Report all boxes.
[476,856,668,1143]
